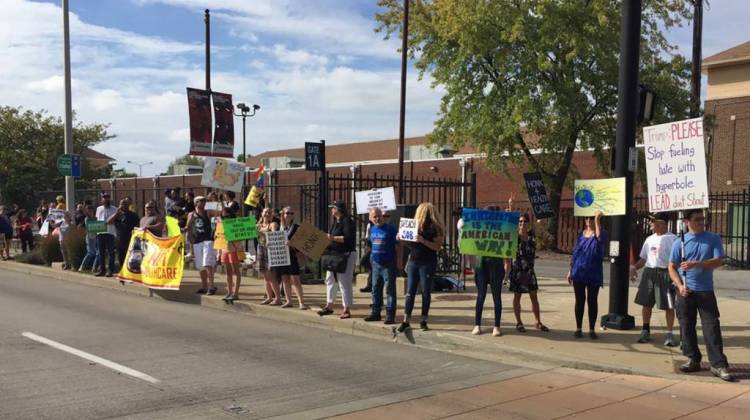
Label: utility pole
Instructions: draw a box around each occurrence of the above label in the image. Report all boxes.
[397,0,409,203]
[601,0,640,331]
[205,9,211,93]
[690,0,703,118]
[62,0,75,212]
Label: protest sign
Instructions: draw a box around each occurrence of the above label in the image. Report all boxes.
[213,222,228,251]
[459,208,520,258]
[47,209,65,222]
[165,216,181,238]
[523,172,555,219]
[201,157,244,193]
[573,178,627,216]
[355,187,397,214]
[398,217,418,242]
[288,222,330,261]
[85,220,107,234]
[266,230,290,267]
[204,201,221,211]
[39,220,50,237]
[643,117,709,212]
[223,216,257,241]
[118,229,185,290]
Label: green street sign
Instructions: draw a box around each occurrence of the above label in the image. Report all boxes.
[57,153,81,177]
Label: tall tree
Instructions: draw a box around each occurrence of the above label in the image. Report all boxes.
[376,0,692,249]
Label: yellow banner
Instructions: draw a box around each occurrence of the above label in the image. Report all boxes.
[574,178,627,216]
[118,229,185,290]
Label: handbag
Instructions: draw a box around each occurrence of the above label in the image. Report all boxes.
[321,251,349,273]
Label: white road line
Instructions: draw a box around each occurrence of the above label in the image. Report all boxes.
[21,332,160,384]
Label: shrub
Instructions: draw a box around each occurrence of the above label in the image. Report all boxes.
[62,227,87,270]
[14,249,46,265]
[38,235,62,266]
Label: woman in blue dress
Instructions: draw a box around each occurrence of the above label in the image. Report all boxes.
[566,210,607,339]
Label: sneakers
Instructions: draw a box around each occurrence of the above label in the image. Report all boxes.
[710,366,734,382]
[472,326,482,335]
[574,330,583,339]
[206,287,217,296]
[419,321,429,331]
[384,318,395,325]
[679,359,702,373]
[359,286,372,293]
[589,331,599,340]
[637,329,651,343]
[664,332,678,347]
[396,322,411,333]
[364,314,382,322]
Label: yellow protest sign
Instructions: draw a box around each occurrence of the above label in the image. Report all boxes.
[244,185,263,207]
[574,178,626,216]
[166,216,181,238]
[118,229,185,290]
[213,221,228,251]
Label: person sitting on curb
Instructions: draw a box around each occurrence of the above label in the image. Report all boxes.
[630,213,678,346]
[364,207,398,325]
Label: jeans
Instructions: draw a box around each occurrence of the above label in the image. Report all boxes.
[371,259,397,319]
[475,258,504,327]
[675,291,728,368]
[404,259,436,322]
[96,233,115,274]
[79,235,97,271]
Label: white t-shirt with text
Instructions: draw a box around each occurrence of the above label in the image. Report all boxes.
[639,232,677,269]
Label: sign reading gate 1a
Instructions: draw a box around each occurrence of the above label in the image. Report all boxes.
[305,141,324,171]
[643,117,709,212]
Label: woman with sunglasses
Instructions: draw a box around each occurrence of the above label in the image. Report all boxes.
[276,206,308,309]
[258,207,282,305]
[567,210,607,339]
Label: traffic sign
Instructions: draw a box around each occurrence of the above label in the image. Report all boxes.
[57,153,81,177]
[305,141,324,171]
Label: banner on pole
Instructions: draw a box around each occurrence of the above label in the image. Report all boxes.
[187,87,213,156]
[397,217,418,242]
[523,172,555,219]
[211,91,234,158]
[288,222,330,261]
[223,216,257,241]
[573,178,627,216]
[201,157,244,193]
[458,208,520,258]
[118,229,185,290]
[355,187,397,214]
[266,230,290,267]
[643,117,709,212]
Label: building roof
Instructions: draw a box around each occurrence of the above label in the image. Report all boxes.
[80,147,114,161]
[702,40,750,71]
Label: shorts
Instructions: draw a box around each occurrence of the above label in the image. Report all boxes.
[193,241,216,271]
[220,251,240,265]
[635,267,674,310]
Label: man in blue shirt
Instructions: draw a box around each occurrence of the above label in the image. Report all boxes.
[668,208,732,381]
[364,208,398,324]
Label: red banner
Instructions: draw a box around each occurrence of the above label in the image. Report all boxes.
[211,91,234,158]
[187,87,212,156]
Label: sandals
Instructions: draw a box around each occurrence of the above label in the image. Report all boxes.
[536,323,550,332]
[340,312,352,319]
[516,323,527,333]
[281,301,293,308]
[260,298,272,305]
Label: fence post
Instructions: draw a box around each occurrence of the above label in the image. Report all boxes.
[469,173,477,208]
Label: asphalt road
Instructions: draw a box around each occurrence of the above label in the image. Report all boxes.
[0,270,520,420]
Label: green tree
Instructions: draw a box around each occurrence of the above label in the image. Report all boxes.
[0,106,113,210]
[376,0,692,249]
[165,154,204,175]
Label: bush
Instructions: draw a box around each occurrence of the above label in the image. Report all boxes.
[14,249,46,265]
[62,227,87,270]
[38,235,62,266]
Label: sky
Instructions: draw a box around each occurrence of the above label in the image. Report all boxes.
[1,0,748,177]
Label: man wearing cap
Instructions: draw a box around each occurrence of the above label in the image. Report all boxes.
[630,213,678,346]
[95,193,118,277]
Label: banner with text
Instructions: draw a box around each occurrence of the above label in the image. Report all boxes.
[397,217,418,242]
[573,178,627,216]
[118,229,185,290]
[187,87,213,156]
[459,209,520,258]
[201,157,245,193]
[523,172,555,219]
[643,117,709,212]
[288,222,330,261]
[355,187,397,214]
[223,216,257,241]
[211,91,234,158]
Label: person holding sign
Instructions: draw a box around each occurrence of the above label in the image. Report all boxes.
[217,207,243,303]
[318,200,356,319]
[364,208,398,324]
[79,204,99,272]
[14,209,35,253]
[275,207,309,309]
[258,207,282,305]
[185,196,218,295]
[397,202,444,332]
[139,200,164,237]
[471,206,506,337]
[566,210,607,339]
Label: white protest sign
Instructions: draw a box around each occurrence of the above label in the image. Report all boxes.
[204,201,221,211]
[266,230,291,267]
[643,117,709,212]
[398,217,418,242]
[47,209,65,222]
[355,187,397,215]
[201,157,245,193]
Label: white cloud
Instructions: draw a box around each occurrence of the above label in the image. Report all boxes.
[25,75,65,92]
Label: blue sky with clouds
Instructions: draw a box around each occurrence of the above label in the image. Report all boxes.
[1,0,748,176]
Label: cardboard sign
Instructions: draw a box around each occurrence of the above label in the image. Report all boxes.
[398,217,418,242]
[85,220,107,234]
[523,172,555,219]
[459,209,520,258]
[213,222,228,251]
[573,178,627,216]
[355,187,397,215]
[643,117,709,212]
[201,157,244,193]
[223,216,257,241]
[266,230,291,267]
[288,222,330,261]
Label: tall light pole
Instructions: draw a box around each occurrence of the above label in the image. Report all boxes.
[62,0,75,211]
[397,0,410,204]
[126,160,153,177]
[234,102,260,164]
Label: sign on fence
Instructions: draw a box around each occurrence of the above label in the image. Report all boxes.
[573,178,627,216]
[643,117,709,212]
[397,217,418,242]
[223,216,257,241]
[355,187,397,214]
[288,222,330,261]
[85,220,107,234]
[523,172,554,219]
[458,208,520,258]
[266,230,291,267]
[201,157,245,193]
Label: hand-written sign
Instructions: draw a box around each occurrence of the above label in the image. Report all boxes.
[355,187,397,214]
[47,209,66,222]
[523,172,554,219]
[223,216,257,241]
[266,230,291,267]
[458,209,520,258]
[288,223,330,261]
[573,178,626,216]
[85,220,107,234]
[398,217,418,242]
[643,117,709,212]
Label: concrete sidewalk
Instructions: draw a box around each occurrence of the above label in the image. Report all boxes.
[3,259,750,384]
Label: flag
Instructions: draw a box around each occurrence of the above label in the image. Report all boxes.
[245,165,265,207]
[187,87,212,156]
[211,91,234,157]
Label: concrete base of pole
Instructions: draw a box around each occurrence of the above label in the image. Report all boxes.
[601,313,635,330]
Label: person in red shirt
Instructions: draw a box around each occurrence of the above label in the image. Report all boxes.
[15,209,35,252]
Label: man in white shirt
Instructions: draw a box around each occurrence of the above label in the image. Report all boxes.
[95,192,118,277]
[630,213,678,346]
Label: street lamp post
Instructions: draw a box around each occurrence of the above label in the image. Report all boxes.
[234,103,260,164]
[126,160,154,177]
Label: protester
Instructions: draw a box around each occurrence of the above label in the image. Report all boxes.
[218,206,242,303]
[55,195,66,210]
[79,204,98,272]
[257,207,281,305]
[36,200,48,228]
[398,202,444,332]
[505,212,548,333]
[318,200,356,319]
[0,206,13,260]
[223,191,240,216]
[74,202,86,227]
[276,206,308,309]
[567,210,607,339]
[359,218,374,293]
[95,193,118,277]
[471,206,505,336]
[185,196,217,295]
[112,198,140,270]
[668,209,733,381]
[15,209,35,253]
[54,210,72,270]
[183,191,196,214]
[140,200,164,236]
[164,189,174,214]
[364,207,398,324]
[630,213,678,346]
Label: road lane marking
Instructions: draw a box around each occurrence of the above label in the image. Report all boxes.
[21,332,160,384]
